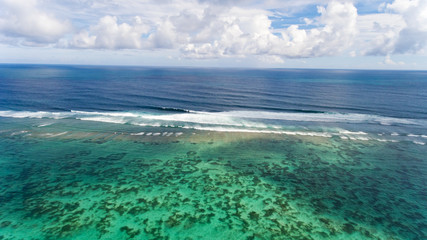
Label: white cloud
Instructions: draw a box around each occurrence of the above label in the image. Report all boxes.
[382,55,404,65]
[357,13,406,55]
[386,0,418,12]
[179,1,358,58]
[60,1,360,59]
[70,15,151,49]
[275,1,358,57]
[178,7,275,58]
[258,55,285,64]
[362,0,427,56]
[0,0,360,58]
[386,0,427,54]
[148,19,178,49]
[0,0,71,44]
[0,0,426,66]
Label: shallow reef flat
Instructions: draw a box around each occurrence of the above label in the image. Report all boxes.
[0,123,426,240]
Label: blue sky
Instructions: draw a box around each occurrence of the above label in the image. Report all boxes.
[0,0,426,69]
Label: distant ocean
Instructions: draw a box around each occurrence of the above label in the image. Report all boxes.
[0,64,426,239]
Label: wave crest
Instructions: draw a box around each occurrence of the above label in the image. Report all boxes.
[1,109,425,136]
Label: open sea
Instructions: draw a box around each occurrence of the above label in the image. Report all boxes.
[0,64,426,240]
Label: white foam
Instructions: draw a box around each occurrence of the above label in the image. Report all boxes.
[5,109,420,143]
[189,126,333,137]
[42,132,68,138]
[413,141,425,145]
[1,110,423,127]
[71,110,139,118]
[408,134,427,139]
[77,117,127,124]
[356,137,370,141]
[2,110,425,137]
[0,111,70,119]
[376,139,399,143]
[206,110,422,126]
[37,122,54,127]
[135,123,162,127]
[408,134,419,137]
[11,130,28,136]
[339,130,368,135]
[130,132,145,136]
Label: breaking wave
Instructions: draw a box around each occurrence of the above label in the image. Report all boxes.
[0,110,424,128]
[2,109,427,145]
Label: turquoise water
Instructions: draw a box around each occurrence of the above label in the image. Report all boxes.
[0,118,426,239]
[0,65,426,239]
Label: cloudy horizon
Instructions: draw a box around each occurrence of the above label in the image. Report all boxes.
[1,0,426,69]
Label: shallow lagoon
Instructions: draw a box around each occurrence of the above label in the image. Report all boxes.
[0,119,426,240]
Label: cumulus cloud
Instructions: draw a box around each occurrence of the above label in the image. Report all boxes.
[0,0,71,44]
[357,13,405,56]
[148,20,178,49]
[63,1,358,58]
[273,1,358,57]
[70,15,151,49]
[177,7,275,58]
[387,0,427,54]
[382,55,404,65]
[0,0,426,62]
[258,55,285,64]
[363,0,427,56]
[179,1,357,58]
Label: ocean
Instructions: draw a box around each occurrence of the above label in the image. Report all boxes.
[0,64,426,239]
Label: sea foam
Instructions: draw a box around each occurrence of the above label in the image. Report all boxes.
[0,110,423,126]
[1,110,425,141]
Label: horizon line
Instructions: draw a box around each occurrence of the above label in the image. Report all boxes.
[1,62,427,72]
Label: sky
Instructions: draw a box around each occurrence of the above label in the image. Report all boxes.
[0,0,427,69]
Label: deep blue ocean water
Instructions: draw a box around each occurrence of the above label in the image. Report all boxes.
[1,64,427,118]
[0,64,426,239]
